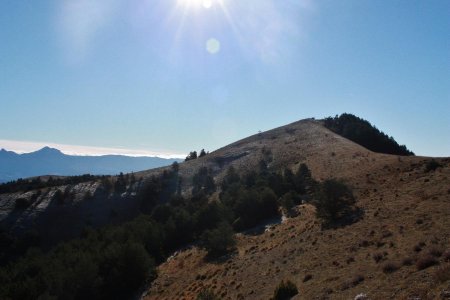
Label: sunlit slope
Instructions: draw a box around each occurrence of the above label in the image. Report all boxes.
[142,119,450,299]
[140,118,421,192]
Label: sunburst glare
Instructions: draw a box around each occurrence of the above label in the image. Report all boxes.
[168,0,303,60]
[177,0,215,9]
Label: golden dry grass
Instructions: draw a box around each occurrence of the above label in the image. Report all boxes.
[141,119,450,300]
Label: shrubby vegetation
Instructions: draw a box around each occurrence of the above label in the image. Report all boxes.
[271,279,298,300]
[196,288,220,300]
[0,218,157,300]
[192,167,216,195]
[199,149,207,158]
[424,159,442,172]
[14,197,33,210]
[185,149,208,161]
[201,222,236,257]
[324,113,414,156]
[106,172,136,195]
[0,229,40,267]
[185,150,198,161]
[0,165,221,299]
[0,150,355,299]
[219,162,315,231]
[314,179,357,227]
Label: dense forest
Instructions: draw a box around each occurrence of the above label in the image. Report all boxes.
[0,154,356,299]
[324,113,414,156]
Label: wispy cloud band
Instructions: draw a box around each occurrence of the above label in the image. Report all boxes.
[0,139,184,159]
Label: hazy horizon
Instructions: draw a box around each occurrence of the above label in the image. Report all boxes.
[1,1,449,157]
[0,139,185,159]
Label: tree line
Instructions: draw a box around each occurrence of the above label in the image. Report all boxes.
[185,149,207,161]
[324,113,414,156]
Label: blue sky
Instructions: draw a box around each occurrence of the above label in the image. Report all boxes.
[0,0,449,157]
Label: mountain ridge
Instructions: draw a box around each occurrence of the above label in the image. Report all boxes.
[0,147,181,183]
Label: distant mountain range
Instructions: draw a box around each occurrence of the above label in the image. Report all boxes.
[0,147,181,182]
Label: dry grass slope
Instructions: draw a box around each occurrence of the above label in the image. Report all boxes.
[141,119,450,299]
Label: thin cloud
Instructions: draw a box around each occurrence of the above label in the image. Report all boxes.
[0,139,184,159]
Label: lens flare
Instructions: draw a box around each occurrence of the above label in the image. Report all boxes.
[206,38,221,54]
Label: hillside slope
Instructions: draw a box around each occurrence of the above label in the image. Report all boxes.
[139,118,419,191]
[141,119,450,299]
[1,118,448,299]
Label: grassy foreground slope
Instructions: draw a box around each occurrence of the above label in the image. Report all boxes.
[143,118,449,300]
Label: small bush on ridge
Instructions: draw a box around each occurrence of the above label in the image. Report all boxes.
[197,288,220,300]
[416,254,439,270]
[272,279,298,300]
[382,262,399,274]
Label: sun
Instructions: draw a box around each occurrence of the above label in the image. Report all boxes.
[172,0,230,55]
[177,0,214,9]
